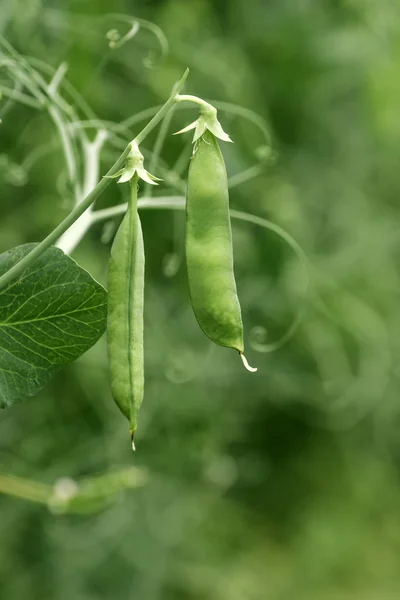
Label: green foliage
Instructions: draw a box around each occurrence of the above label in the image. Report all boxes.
[0,244,107,408]
[1,1,400,599]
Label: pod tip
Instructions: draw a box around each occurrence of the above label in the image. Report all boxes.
[240,353,257,373]
[131,431,136,452]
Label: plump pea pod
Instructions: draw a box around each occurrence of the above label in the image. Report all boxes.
[186,130,256,371]
[107,174,144,445]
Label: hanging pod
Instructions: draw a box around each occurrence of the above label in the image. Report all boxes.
[106,141,161,448]
[185,129,256,371]
[107,174,145,447]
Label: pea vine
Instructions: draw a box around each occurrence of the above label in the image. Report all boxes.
[0,18,310,508]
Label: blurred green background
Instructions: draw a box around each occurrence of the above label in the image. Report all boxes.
[1,0,400,598]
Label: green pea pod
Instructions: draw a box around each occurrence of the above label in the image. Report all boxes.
[186,130,256,371]
[107,174,144,445]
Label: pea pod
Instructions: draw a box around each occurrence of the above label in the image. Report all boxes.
[186,130,256,371]
[107,174,144,445]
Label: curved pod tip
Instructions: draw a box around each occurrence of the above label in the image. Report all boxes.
[131,431,136,452]
[240,353,257,373]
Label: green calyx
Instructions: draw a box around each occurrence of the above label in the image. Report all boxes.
[174,103,233,144]
[106,141,162,185]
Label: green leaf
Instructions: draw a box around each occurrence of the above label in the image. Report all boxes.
[0,244,107,408]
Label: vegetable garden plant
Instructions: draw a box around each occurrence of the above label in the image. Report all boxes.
[0,19,308,510]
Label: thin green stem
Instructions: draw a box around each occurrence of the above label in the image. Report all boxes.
[171,135,192,177]
[121,105,162,130]
[228,164,264,189]
[56,130,109,253]
[143,104,176,197]
[0,474,50,505]
[133,69,188,145]
[48,62,68,97]
[176,94,212,111]
[0,37,47,104]
[0,468,147,511]
[0,84,43,109]
[0,148,129,291]
[0,69,189,291]
[48,103,79,192]
[91,195,185,222]
[28,55,97,121]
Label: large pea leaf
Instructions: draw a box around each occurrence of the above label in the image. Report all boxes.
[0,244,107,408]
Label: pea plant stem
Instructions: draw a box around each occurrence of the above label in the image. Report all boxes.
[0,474,50,504]
[91,195,185,222]
[0,148,128,290]
[0,84,43,109]
[143,104,176,198]
[134,68,188,145]
[0,468,148,511]
[56,129,109,254]
[175,94,212,111]
[0,69,189,291]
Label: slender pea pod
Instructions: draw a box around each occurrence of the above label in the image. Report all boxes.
[186,130,256,371]
[107,174,144,445]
